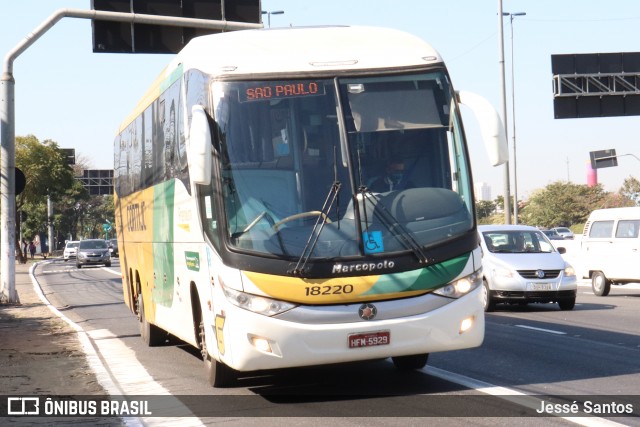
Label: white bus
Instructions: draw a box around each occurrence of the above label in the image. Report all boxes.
[113,26,507,387]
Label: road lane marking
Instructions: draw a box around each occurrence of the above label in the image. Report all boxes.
[102,266,123,276]
[424,366,628,427]
[28,262,205,427]
[515,324,567,335]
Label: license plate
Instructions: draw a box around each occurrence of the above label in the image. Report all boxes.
[348,331,390,348]
[527,282,552,291]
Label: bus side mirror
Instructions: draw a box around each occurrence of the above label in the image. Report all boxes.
[188,105,212,185]
[456,90,508,166]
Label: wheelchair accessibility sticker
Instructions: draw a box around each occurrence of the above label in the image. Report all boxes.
[363,231,384,254]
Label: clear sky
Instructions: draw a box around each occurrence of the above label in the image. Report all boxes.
[2,1,640,200]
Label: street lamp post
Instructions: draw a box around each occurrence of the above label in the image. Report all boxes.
[505,11,526,224]
[261,10,284,28]
[497,0,511,224]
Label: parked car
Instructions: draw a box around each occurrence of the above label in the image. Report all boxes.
[63,240,79,261]
[108,238,119,257]
[552,227,574,239]
[478,224,577,311]
[76,239,111,268]
[541,229,564,240]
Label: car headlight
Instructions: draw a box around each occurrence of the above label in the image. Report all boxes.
[433,269,482,299]
[564,265,575,277]
[492,267,513,279]
[222,286,297,316]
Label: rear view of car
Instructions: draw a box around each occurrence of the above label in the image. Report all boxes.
[108,238,119,257]
[552,227,574,239]
[541,229,564,240]
[63,241,79,261]
[76,239,111,268]
[478,225,577,311]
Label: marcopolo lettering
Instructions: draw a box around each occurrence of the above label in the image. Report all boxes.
[332,260,395,274]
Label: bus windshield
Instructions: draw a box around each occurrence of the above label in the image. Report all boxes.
[203,71,473,260]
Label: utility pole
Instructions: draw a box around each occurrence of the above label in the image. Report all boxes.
[497,0,512,224]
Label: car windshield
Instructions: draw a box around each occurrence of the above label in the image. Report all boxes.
[67,242,79,249]
[80,240,108,249]
[482,230,554,254]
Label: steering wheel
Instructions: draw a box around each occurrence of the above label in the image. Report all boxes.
[273,211,332,230]
[239,211,276,235]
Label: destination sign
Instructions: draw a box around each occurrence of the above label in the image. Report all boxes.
[240,80,325,102]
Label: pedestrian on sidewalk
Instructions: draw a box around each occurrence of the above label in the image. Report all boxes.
[22,239,28,261]
[29,241,36,259]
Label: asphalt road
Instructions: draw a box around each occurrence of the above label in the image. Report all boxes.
[32,258,640,426]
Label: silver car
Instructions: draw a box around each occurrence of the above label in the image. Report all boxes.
[478,225,577,311]
[76,239,111,268]
[552,226,574,239]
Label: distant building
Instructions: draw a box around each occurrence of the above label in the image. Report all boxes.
[474,182,492,201]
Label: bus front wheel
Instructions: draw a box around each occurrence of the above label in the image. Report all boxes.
[392,353,429,370]
[199,320,238,388]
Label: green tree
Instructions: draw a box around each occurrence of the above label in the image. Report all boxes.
[53,180,90,243]
[619,176,640,206]
[75,195,115,239]
[519,181,608,228]
[476,200,497,222]
[16,135,78,255]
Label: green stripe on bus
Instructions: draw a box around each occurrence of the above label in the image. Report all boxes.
[152,180,175,306]
[362,252,470,295]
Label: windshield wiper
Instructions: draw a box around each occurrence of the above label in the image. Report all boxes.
[359,186,431,265]
[289,180,342,276]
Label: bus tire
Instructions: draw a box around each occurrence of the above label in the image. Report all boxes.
[137,294,165,346]
[199,320,237,388]
[592,271,611,296]
[392,353,429,370]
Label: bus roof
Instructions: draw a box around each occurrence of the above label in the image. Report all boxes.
[179,25,442,76]
[120,26,443,132]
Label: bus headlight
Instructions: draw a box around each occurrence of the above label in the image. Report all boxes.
[222,286,297,316]
[433,270,482,299]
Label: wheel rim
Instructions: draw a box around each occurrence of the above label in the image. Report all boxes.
[482,283,489,308]
[594,275,603,292]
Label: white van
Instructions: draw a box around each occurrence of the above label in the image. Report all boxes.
[581,207,640,296]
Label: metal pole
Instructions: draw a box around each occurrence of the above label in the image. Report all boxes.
[509,12,525,225]
[510,16,517,224]
[48,194,54,256]
[1,8,262,303]
[0,68,17,303]
[498,0,512,224]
